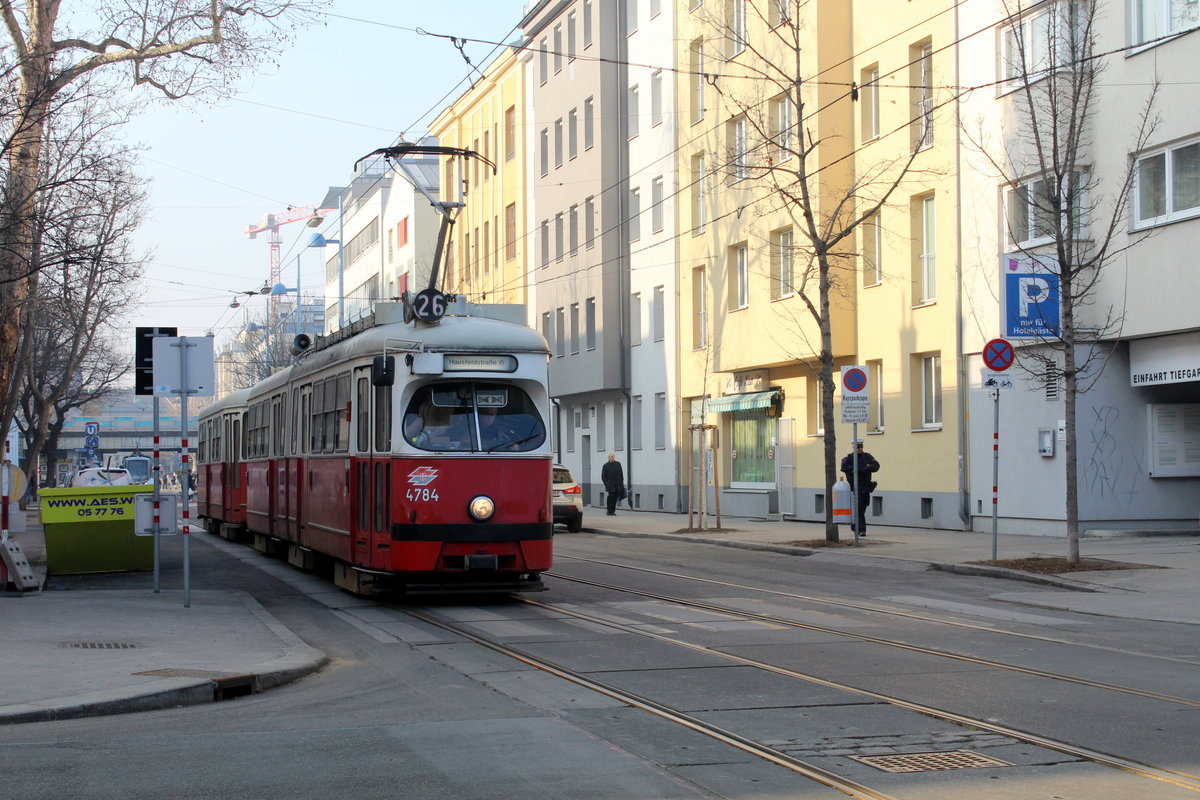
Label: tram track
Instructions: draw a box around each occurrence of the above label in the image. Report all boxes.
[545,567,1200,709]
[398,596,1200,797]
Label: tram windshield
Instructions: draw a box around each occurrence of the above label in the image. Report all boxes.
[402,382,546,453]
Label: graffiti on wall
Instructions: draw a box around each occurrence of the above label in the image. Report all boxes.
[1083,405,1145,507]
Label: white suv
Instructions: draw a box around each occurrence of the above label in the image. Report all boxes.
[552,464,583,532]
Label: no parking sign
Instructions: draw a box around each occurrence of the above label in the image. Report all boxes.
[840,366,869,423]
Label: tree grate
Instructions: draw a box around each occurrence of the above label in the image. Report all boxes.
[850,750,1011,773]
[63,642,139,650]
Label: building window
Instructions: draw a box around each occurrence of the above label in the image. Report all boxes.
[539,128,549,176]
[654,393,667,449]
[628,84,639,139]
[614,399,625,451]
[861,66,879,141]
[863,211,882,286]
[806,374,825,435]
[652,285,665,341]
[570,303,580,354]
[583,0,593,47]
[540,220,550,268]
[770,227,794,300]
[651,176,664,233]
[868,359,885,432]
[628,186,641,241]
[504,106,516,159]
[1135,137,1200,228]
[568,108,578,159]
[1134,0,1200,45]
[585,196,596,248]
[505,204,516,261]
[690,39,705,123]
[541,311,552,350]
[554,118,563,168]
[691,153,708,233]
[729,243,749,310]
[626,0,638,35]
[397,217,409,248]
[569,205,579,254]
[692,266,708,349]
[555,213,564,261]
[917,352,942,428]
[631,395,643,450]
[769,0,788,27]
[553,24,563,73]
[1002,1,1082,85]
[567,12,577,60]
[585,298,596,350]
[630,291,642,345]
[584,97,595,150]
[1006,172,1087,245]
[539,37,548,84]
[772,94,794,162]
[914,193,936,303]
[728,0,747,57]
[730,410,773,483]
[730,116,749,181]
[555,308,566,357]
[650,0,661,17]
[651,70,663,126]
[911,41,933,151]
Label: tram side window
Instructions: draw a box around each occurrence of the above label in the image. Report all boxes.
[213,418,222,463]
[272,395,285,457]
[356,376,370,453]
[198,423,207,464]
[335,373,350,453]
[374,383,392,452]
[402,382,546,453]
[311,379,327,453]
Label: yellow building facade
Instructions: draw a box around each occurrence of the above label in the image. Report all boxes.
[429,47,528,307]
[676,0,964,527]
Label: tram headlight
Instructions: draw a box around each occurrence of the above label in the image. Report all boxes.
[468,495,496,521]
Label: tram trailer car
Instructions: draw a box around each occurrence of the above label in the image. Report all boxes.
[198,307,554,595]
[197,387,251,532]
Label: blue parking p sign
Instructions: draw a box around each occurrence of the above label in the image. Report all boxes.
[1001,254,1060,339]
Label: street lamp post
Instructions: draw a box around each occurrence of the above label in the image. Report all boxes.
[308,230,343,330]
[271,254,303,338]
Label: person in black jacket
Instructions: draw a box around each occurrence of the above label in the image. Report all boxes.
[840,439,880,535]
[600,452,624,516]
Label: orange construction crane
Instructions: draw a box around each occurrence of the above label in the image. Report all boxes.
[245,204,332,323]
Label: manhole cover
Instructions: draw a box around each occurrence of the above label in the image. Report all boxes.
[850,750,1011,773]
[63,642,138,650]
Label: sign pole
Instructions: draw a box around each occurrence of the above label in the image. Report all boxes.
[991,388,1000,560]
[851,422,860,547]
[981,338,1014,561]
[153,394,161,593]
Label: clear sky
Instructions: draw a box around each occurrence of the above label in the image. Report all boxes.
[126,0,526,343]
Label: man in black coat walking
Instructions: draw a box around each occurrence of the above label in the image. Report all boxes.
[840,439,880,535]
[600,452,624,516]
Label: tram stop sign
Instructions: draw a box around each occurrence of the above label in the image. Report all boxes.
[840,365,869,424]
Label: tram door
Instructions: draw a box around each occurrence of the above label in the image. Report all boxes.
[352,369,393,568]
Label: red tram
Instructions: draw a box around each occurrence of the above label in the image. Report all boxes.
[197,305,553,594]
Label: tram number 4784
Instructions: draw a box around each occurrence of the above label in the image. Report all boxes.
[405,488,441,503]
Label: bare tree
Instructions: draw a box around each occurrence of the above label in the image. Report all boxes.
[698,0,927,540]
[972,0,1156,562]
[17,125,146,486]
[0,0,321,446]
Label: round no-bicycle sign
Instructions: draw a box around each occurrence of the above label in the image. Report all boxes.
[842,367,868,394]
[983,338,1015,372]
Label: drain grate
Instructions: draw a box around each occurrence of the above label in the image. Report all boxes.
[63,642,139,650]
[850,750,1011,773]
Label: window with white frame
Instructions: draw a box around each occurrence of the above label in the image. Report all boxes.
[629,186,641,241]
[1001,1,1082,85]
[691,153,708,233]
[914,193,936,303]
[690,39,705,123]
[772,93,794,162]
[1006,172,1087,244]
[863,210,882,285]
[1134,0,1199,46]
[868,359,885,431]
[769,0,789,27]
[917,352,942,427]
[770,227,794,300]
[911,42,933,151]
[692,266,708,349]
[651,70,663,126]
[728,0,747,57]
[651,176,664,233]
[628,84,640,139]
[1135,137,1200,227]
[730,116,749,181]
[730,409,773,482]
[861,65,879,141]
[730,243,749,310]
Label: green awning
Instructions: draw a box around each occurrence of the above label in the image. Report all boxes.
[705,390,780,413]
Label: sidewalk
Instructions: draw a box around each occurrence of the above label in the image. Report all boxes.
[2,506,1197,725]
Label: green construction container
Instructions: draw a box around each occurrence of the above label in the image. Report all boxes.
[39,485,154,574]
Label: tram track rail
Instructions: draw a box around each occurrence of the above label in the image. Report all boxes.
[397,594,1200,797]
[545,567,1200,710]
